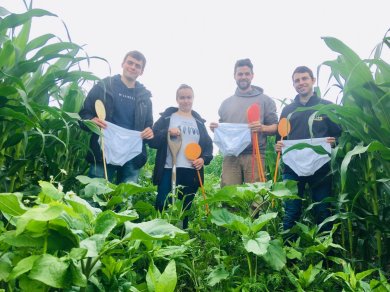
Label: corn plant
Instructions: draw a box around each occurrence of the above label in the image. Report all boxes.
[0,3,100,193]
[314,30,390,270]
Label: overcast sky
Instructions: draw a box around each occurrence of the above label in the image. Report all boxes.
[3,0,390,125]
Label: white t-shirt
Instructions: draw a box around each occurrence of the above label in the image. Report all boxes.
[165,113,200,168]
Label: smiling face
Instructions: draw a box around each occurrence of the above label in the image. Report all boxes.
[293,72,316,98]
[121,55,144,83]
[234,66,253,91]
[176,87,194,113]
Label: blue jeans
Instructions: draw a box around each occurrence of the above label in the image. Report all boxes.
[283,168,332,231]
[156,168,199,229]
[89,160,140,184]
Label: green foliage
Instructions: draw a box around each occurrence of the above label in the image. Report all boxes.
[0,3,100,194]
[0,1,389,291]
[319,30,390,270]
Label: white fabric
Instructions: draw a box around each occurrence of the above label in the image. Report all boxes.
[213,123,251,157]
[282,138,331,176]
[99,121,142,166]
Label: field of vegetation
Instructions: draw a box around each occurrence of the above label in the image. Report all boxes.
[0,3,389,291]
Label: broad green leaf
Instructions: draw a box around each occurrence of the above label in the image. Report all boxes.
[1,230,43,247]
[94,211,117,236]
[13,17,31,52]
[242,231,270,256]
[0,9,56,30]
[206,265,229,287]
[299,261,322,288]
[39,181,64,200]
[68,248,88,261]
[270,181,300,200]
[8,255,40,280]
[0,40,15,68]
[251,212,277,233]
[16,205,64,235]
[114,209,139,224]
[356,269,377,281]
[261,239,286,271]
[64,192,100,222]
[284,266,303,290]
[0,107,35,126]
[69,261,87,287]
[24,33,56,54]
[19,275,47,292]
[153,245,187,258]
[283,143,330,156]
[0,85,18,95]
[285,246,302,260]
[124,219,186,241]
[0,254,12,281]
[29,42,80,62]
[79,234,106,257]
[29,254,70,288]
[155,260,177,292]
[341,142,390,191]
[0,193,28,216]
[146,263,161,292]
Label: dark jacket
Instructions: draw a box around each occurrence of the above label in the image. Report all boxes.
[149,107,213,185]
[79,75,153,168]
[277,93,342,175]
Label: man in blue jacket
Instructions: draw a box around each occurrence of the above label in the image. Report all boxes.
[276,66,341,232]
[79,50,154,184]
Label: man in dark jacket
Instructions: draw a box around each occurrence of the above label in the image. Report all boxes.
[275,66,341,232]
[79,50,154,184]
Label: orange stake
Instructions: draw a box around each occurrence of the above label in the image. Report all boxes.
[247,103,266,182]
[184,143,209,214]
[273,118,291,183]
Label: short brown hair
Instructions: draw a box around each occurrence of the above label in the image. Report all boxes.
[234,58,253,74]
[122,50,146,71]
[292,66,314,80]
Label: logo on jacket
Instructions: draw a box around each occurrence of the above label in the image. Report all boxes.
[313,115,323,121]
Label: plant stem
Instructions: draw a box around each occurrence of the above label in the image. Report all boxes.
[368,155,382,265]
[246,254,253,280]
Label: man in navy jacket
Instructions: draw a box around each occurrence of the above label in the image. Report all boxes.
[275,66,341,232]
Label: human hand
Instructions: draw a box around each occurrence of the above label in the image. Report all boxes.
[192,158,204,170]
[168,127,181,137]
[327,137,336,147]
[209,122,218,132]
[141,127,154,139]
[249,121,262,132]
[275,140,284,152]
[91,117,107,129]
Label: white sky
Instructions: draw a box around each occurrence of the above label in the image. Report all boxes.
[3,0,390,125]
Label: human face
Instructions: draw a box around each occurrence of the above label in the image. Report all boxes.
[176,88,194,113]
[293,72,316,98]
[122,55,144,82]
[234,66,253,91]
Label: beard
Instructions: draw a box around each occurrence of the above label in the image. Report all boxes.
[236,80,251,91]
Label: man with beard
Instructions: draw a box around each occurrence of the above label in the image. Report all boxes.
[210,58,278,186]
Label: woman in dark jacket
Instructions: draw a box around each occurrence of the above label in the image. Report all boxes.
[149,84,213,228]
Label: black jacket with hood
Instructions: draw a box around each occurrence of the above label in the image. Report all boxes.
[79,75,153,168]
[276,93,342,175]
[149,107,213,186]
